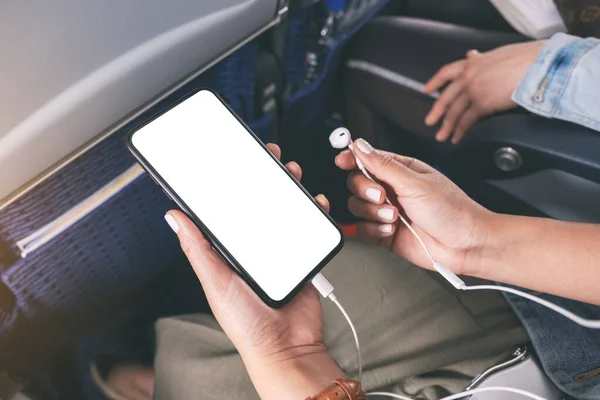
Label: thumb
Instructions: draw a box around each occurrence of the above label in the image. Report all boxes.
[353,139,418,195]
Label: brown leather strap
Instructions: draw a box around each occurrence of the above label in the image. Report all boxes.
[305,378,365,400]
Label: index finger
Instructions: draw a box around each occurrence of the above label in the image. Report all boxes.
[424,60,466,94]
[335,149,357,170]
[382,152,435,174]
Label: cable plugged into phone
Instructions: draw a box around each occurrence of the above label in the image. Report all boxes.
[312,273,362,383]
[311,273,335,298]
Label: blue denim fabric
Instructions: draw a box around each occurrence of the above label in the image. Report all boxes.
[509,33,600,400]
[506,292,600,399]
[512,33,600,132]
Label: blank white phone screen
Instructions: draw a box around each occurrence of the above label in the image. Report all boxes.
[131,90,342,302]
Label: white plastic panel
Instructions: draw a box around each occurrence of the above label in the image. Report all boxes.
[0,0,279,203]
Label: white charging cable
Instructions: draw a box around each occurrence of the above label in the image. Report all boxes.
[313,271,549,400]
[312,273,363,382]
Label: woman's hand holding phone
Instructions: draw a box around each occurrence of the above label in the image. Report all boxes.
[165,144,343,400]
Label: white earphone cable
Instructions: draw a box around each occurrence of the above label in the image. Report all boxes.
[360,167,434,262]
[367,385,548,400]
[357,159,600,330]
[462,285,600,329]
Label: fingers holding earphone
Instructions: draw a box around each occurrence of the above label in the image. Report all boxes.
[348,196,398,224]
[346,173,399,239]
[345,169,399,241]
[335,149,358,171]
[346,172,386,204]
[356,221,396,241]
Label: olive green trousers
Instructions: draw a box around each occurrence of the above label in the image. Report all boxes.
[154,239,527,400]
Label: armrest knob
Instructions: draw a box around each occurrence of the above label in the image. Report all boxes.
[494,147,523,172]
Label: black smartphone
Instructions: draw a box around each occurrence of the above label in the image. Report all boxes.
[127,89,344,308]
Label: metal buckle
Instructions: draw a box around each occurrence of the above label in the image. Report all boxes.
[466,347,528,391]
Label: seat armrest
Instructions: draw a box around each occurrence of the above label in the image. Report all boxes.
[445,114,600,184]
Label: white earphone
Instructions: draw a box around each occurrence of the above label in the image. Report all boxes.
[329,127,366,170]
[328,127,352,148]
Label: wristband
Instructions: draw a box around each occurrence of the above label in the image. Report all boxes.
[305,378,365,400]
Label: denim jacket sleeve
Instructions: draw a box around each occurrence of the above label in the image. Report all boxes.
[512,33,600,132]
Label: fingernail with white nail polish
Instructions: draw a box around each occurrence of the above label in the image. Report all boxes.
[355,139,373,154]
[379,224,393,233]
[377,208,395,221]
[164,214,180,234]
[366,188,382,202]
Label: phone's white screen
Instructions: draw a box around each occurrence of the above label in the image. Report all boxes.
[131,90,342,302]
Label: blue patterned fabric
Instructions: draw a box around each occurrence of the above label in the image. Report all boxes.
[212,43,258,122]
[282,1,388,135]
[0,42,260,372]
[284,8,312,89]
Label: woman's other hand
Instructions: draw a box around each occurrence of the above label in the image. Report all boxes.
[424,40,544,143]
